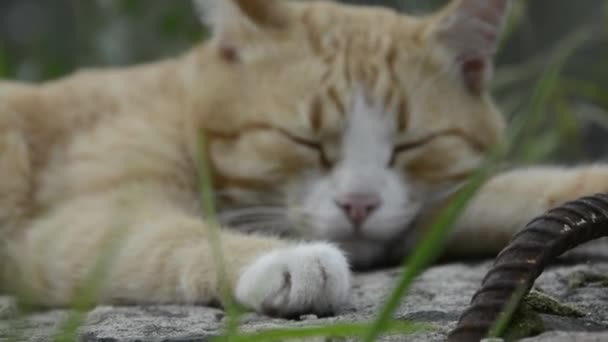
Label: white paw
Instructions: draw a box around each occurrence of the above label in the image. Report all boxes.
[235,242,351,318]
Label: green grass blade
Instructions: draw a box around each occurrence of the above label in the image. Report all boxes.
[484,26,590,340]
[361,105,536,342]
[196,132,244,337]
[54,222,130,342]
[362,148,504,342]
[361,108,535,342]
[214,320,430,342]
[486,283,529,339]
[512,30,590,162]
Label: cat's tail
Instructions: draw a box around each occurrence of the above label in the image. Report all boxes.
[447,193,608,342]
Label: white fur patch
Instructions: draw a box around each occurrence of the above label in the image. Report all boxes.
[290,89,422,267]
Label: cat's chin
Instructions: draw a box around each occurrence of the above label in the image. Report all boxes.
[335,238,407,270]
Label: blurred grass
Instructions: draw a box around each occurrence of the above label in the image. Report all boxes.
[363,150,505,342]
[508,30,592,163]
[53,202,134,342]
[487,27,590,339]
[214,320,430,342]
[0,43,12,79]
[196,133,245,338]
[362,18,589,341]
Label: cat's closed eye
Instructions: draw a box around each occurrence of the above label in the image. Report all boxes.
[389,130,473,167]
[278,129,333,169]
[389,136,436,167]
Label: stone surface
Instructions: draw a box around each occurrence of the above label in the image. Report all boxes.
[1,240,607,341]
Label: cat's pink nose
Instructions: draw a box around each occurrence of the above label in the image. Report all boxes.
[335,194,381,226]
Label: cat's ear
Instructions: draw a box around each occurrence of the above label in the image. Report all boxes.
[194,0,289,33]
[430,0,510,94]
[193,0,290,62]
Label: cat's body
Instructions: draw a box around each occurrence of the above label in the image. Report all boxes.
[1,0,607,317]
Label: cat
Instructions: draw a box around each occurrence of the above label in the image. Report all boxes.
[1,0,607,318]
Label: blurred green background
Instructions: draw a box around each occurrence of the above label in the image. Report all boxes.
[0,0,607,164]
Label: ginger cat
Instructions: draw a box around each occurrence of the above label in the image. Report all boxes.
[1,0,606,318]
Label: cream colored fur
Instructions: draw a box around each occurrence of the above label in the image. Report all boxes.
[1,0,605,317]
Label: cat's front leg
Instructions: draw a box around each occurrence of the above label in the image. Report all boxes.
[6,190,351,317]
[236,242,351,318]
[447,165,608,256]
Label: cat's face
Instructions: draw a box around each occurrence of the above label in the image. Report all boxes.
[195,0,508,268]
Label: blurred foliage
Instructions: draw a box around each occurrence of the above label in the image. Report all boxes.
[0,0,607,163]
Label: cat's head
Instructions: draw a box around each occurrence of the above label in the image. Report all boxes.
[192,0,508,268]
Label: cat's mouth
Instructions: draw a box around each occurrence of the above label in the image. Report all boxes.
[216,195,440,250]
[334,213,433,269]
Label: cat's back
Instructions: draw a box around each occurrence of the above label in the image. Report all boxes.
[0,52,195,232]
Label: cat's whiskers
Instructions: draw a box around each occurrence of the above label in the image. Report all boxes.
[217,205,296,236]
[218,206,286,222]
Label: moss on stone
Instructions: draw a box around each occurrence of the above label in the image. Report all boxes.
[500,289,586,341]
[524,290,585,317]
